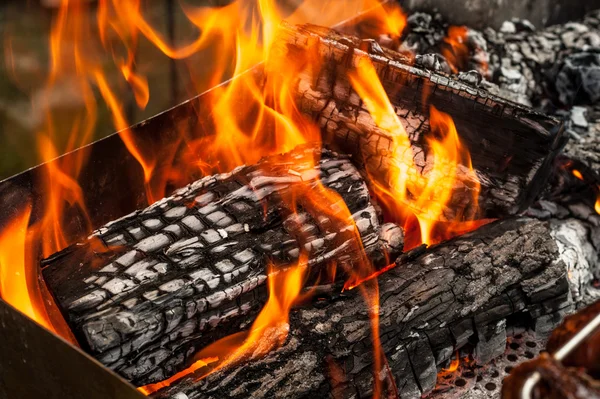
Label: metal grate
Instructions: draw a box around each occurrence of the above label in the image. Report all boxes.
[429,330,547,399]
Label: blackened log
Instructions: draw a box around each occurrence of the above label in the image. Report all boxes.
[41,146,402,386]
[274,23,566,222]
[155,217,592,399]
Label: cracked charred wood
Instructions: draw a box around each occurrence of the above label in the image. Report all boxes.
[156,217,592,399]
[41,146,403,386]
[275,23,566,223]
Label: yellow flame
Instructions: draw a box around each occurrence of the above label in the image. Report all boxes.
[348,55,481,245]
[0,204,50,328]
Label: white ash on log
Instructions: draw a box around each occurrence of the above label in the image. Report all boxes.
[275,23,565,222]
[155,216,595,399]
[41,146,402,386]
[530,103,600,307]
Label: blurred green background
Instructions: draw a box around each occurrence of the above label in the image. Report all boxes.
[0,0,241,180]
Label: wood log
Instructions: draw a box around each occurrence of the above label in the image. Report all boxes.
[155,216,595,399]
[273,22,566,222]
[41,146,403,386]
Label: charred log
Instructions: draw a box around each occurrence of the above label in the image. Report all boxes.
[155,217,590,399]
[274,23,566,222]
[41,146,402,386]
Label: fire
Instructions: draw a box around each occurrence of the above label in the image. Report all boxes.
[137,357,219,395]
[572,169,600,215]
[0,204,49,329]
[438,351,460,378]
[358,0,407,40]
[348,56,481,246]
[139,257,307,395]
[2,0,480,396]
[441,25,488,75]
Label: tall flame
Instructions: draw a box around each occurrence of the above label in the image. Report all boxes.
[139,256,306,395]
[348,56,481,246]
[1,1,483,397]
[0,204,50,329]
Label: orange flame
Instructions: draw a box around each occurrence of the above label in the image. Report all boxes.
[348,56,481,246]
[139,257,307,395]
[2,1,485,397]
[0,204,51,329]
[442,25,488,75]
[438,351,460,378]
[442,26,469,74]
[572,169,600,215]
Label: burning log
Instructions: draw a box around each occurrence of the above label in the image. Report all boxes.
[41,146,403,386]
[275,23,566,223]
[154,216,590,399]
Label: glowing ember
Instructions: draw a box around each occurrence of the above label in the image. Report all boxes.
[571,169,600,215]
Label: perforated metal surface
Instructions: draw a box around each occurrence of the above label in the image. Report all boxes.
[429,330,546,399]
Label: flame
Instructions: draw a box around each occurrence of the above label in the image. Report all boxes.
[357,0,407,40]
[137,357,219,395]
[0,204,50,329]
[442,25,488,75]
[572,169,600,215]
[442,26,468,74]
[2,1,485,397]
[139,257,307,395]
[438,351,460,377]
[348,57,481,246]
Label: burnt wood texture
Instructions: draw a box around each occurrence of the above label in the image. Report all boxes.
[275,23,566,222]
[157,217,579,399]
[41,146,402,386]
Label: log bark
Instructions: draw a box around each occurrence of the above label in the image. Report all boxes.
[155,216,593,399]
[41,146,403,386]
[274,23,566,222]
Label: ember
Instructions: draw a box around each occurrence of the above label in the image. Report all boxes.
[0,1,600,399]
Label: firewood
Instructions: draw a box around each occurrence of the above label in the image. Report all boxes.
[273,23,566,222]
[154,216,592,399]
[41,146,403,386]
